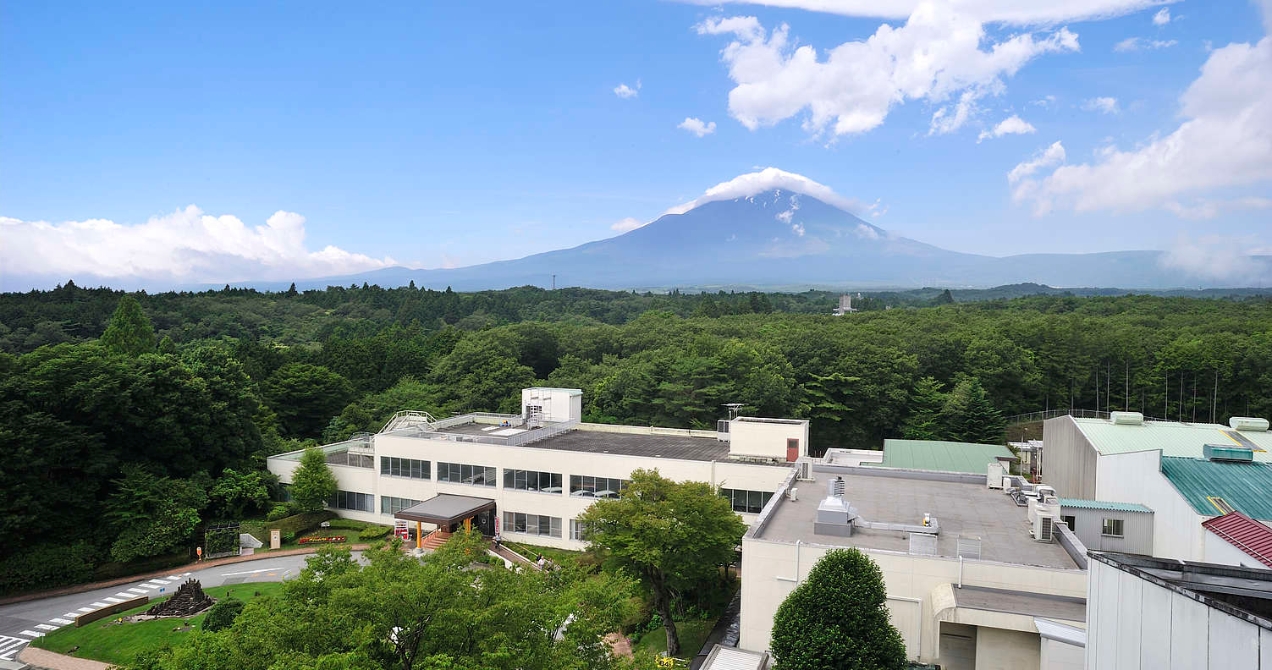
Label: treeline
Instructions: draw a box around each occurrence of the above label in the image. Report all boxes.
[3,286,1271,594]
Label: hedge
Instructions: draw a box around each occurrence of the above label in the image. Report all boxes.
[0,541,96,596]
[267,510,337,539]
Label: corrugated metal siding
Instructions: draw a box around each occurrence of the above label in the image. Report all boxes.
[1043,416,1099,499]
[1073,417,1272,461]
[1062,507,1154,554]
[1202,512,1272,568]
[1159,457,1272,519]
[1059,498,1153,513]
[876,439,1015,474]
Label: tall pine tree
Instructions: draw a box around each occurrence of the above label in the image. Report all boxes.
[100,295,156,356]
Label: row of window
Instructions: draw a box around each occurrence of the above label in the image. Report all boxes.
[331,490,374,513]
[437,462,498,487]
[1060,515,1126,538]
[503,511,562,538]
[569,475,627,498]
[382,456,430,480]
[721,488,774,514]
[504,469,563,493]
[382,495,422,515]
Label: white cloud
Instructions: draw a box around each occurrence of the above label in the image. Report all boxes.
[664,167,863,215]
[1081,96,1120,113]
[0,206,396,284]
[687,0,1166,25]
[1012,33,1272,215]
[1030,94,1058,107]
[1164,196,1272,220]
[1160,234,1271,283]
[678,117,718,137]
[792,223,806,236]
[613,80,641,99]
[854,223,881,240]
[610,217,647,233]
[1008,141,1066,185]
[696,7,1079,138]
[1152,7,1172,25]
[1114,37,1177,52]
[977,114,1037,141]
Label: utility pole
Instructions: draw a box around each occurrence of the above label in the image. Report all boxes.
[551,274,556,291]
[1211,369,1218,424]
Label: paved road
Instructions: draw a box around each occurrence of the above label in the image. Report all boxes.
[0,554,324,662]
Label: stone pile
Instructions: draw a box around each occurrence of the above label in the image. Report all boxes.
[145,578,214,617]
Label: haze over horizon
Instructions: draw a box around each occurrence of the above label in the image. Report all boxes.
[2,0,1271,289]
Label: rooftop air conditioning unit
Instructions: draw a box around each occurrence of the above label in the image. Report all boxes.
[788,487,798,502]
[1032,513,1056,543]
[1230,416,1270,432]
[1110,411,1144,426]
[797,461,813,481]
[987,463,1006,489]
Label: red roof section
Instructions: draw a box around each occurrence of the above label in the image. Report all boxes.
[1202,511,1272,569]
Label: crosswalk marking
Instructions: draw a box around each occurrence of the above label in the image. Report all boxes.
[146,579,169,586]
[18,630,44,638]
[35,624,57,631]
[104,597,122,603]
[137,584,158,591]
[0,635,29,661]
[76,607,93,612]
[62,612,79,619]
[115,591,134,598]
[50,618,73,625]
[126,588,147,595]
[90,601,108,607]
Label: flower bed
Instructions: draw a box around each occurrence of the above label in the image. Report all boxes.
[298,536,347,545]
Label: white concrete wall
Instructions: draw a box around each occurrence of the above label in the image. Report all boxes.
[268,431,794,550]
[522,388,582,423]
[738,537,1088,663]
[1087,558,1269,670]
[729,419,808,461]
[1039,638,1084,670]
[1093,450,1210,562]
[975,627,1040,670]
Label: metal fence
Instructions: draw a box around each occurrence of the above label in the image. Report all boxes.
[1004,408,1169,425]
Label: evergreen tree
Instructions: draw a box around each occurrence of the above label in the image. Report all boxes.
[770,548,907,670]
[100,295,156,356]
[290,447,337,512]
[901,377,948,440]
[940,377,1007,444]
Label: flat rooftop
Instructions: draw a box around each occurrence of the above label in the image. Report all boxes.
[755,472,1077,569]
[1070,416,1272,462]
[429,420,735,462]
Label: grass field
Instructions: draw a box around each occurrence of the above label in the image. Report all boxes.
[501,540,581,567]
[32,582,285,665]
[631,618,716,660]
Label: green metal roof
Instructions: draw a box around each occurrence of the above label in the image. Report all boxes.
[1058,498,1153,514]
[874,439,1015,474]
[1159,456,1272,520]
[1071,417,1272,463]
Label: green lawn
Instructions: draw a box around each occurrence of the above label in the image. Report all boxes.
[632,618,716,660]
[33,582,285,666]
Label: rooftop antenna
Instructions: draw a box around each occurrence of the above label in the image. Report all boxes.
[723,403,746,420]
[552,274,556,291]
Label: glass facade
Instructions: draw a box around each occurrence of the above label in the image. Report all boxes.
[503,469,563,493]
[720,488,773,514]
[568,474,628,498]
[380,456,430,479]
[331,490,374,512]
[437,462,497,487]
[503,511,562,538]
[381,496,422,515]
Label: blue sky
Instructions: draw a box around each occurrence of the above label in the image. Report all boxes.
[2,0,1269,286]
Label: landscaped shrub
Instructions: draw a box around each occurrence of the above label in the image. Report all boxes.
[202,598,245,632]
[239,521,267,544]
[266,510,336,539]
[358,525,392,541]
[325,519,366,530]
[265,504,293,522]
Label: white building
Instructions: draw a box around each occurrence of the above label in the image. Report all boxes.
[1042,413,1272,565]
[267,388,805,550]
[1086,551,1272,669]
[738,460,1089,670]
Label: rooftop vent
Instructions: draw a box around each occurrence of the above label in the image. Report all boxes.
[827,476,845,498]
[1203,444,1255,463]
[1229,416,1270,432]
[1110,411,1144,426]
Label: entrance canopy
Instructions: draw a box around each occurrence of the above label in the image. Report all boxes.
[394,494,496,526]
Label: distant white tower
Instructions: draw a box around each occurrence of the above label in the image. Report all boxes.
[833,294,858,316]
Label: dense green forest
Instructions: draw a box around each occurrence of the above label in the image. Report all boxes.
[2,282,1270,594]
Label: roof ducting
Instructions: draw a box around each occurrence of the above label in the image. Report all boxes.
[1203,444,1255,463]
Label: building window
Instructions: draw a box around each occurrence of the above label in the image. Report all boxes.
[437,462,497,487]
[1061,515,1077,531]
[569,519,593,541]
[503,511,562,538]
[330,490,374,512]
[503,469,563,493]
[381,496,422,515]
[1101,518,1124,538]
[380,456,430,480]
[569,475,629,498]
[720,488,774,514]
